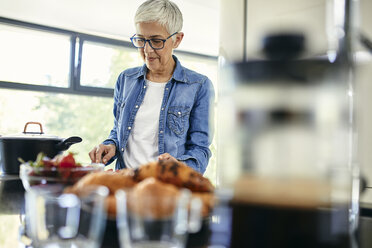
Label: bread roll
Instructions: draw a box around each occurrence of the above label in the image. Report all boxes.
[126,178,180,219]
[192,192,215,217]
[67,169,137,195]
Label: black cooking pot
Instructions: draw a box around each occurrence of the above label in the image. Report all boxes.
[0,122,82,175]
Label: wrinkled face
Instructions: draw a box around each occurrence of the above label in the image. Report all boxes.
[135,22,182,73]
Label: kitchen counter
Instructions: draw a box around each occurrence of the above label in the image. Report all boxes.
[1,174,372,248]
[0,174,211,248]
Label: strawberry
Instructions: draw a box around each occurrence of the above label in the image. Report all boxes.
[59,153,76,168]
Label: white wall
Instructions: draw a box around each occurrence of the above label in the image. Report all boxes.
[220,0,371,58]
[246,0,328,57]
[0,0,220,56]
[219,0,245,62]
[219,0,330,62]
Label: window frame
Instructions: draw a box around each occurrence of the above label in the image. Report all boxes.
[0,17,218,98]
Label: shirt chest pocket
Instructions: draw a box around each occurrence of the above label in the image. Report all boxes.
[167,106,191,135]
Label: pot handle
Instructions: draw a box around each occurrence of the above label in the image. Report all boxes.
[56,136,83,151]
[23,122,44,134]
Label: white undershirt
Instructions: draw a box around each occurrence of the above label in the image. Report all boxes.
[123,80,166,168]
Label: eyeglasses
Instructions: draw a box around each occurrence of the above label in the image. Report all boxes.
[130,32,178,50]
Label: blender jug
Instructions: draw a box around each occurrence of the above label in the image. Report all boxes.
[218,34,356,248]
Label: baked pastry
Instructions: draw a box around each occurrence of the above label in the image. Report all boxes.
[126,177,180,219]
[192,192,215,217]
[66,161,215,218]
[66,169,137,195]
[133,160,214,193]
[106,194,117,217]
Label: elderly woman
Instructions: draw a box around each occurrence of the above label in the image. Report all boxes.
[89,0,214,174]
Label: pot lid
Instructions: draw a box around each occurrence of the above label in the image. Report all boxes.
[0,122,60,140]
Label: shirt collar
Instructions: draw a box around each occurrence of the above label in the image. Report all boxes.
[137,55,187,83]
[171,55,187,83]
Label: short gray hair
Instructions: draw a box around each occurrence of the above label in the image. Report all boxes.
[134,0,183,37]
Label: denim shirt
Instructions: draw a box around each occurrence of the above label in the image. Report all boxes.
[103,55,214,174]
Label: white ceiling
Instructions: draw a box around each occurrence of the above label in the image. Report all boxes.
[0,0,220,56]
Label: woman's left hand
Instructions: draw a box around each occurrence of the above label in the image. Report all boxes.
[158,153,177,162]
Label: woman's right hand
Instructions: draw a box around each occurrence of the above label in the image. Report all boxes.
[89,144,116,164]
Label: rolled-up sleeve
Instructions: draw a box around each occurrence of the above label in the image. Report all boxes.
[177,77,214,174]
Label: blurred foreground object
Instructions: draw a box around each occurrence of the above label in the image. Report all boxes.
[218,28,357,247]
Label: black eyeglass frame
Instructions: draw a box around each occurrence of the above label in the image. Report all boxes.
[130,32,178,50]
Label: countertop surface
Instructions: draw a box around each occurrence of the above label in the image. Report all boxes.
[1,174,372,248]
[0,174,211,248]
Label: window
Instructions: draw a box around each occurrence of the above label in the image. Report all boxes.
[80,41,141,88]
[0,24,71,87]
